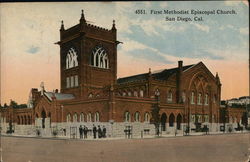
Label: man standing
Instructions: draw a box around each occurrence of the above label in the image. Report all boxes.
[102,126,106,138]
[93,125,97,139]
[79,125,83,139]
[98,125,102,138]
[83,126,88,139]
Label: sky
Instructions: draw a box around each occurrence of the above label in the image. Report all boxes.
[0,1,249,105]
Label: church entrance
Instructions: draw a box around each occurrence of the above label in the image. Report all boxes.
[161,113,167,131]
[41,110,46,129]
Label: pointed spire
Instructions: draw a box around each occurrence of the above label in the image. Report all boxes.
[149,68,151,74]
[60,20,65,31]
[112,20,116,30]
[80,9,86,23]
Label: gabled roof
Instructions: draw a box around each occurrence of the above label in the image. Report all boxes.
[117,64,194,84]
[44,92,75,101]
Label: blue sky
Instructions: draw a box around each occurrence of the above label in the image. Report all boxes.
[0,1,249,103]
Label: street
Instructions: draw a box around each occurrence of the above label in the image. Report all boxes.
[1,133,249,162]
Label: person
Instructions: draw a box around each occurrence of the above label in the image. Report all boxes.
[83,126,88,139]
[79,125,83,139]
[102,126,106,138]
[98,125,102,138]
[93,125,97,139]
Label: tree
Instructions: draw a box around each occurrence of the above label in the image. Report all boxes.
[150,103,161,136]
[3,103,8,108]
[10,100,18,108]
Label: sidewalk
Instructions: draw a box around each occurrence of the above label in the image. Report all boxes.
[1,130,249,141]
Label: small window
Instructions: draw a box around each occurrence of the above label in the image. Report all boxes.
[204,115,209,122]
[198,93,202,105]
[128,91,132,97]
[167,91,173,103]
[134,112,140,122]
[139,90,144,97]
[124,111,131,122]
[87,113,92,122]
[155,89,160,96]
[94,112,100,122]
[191,115,195,123]
[74,75,78,87]
[88,93,93,98]
[66,113,71,123]
[73,113,78,122]
[66,77,70,88]
[70,76,74,87]
[134,91,138,97]
[182,92,186,102]
[144,112,150,122]
[122,92,126,96]
[205,94,209,105]
[191,92,195,104]
[80,113,84,122]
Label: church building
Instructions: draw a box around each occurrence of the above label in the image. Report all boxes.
[1,11,229,137]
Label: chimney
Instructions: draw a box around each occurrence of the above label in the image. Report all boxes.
[178,60,183,70]
[177,60,183,103]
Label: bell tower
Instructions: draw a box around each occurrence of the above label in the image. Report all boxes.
[57,10,118,99]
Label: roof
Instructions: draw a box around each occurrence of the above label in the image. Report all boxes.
[239,96,250,100]
[44,92,75,101]
[117,64,194,84]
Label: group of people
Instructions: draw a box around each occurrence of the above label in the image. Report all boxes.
[79,125,106,139]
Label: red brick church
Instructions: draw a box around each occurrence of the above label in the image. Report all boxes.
[1,11,243,137]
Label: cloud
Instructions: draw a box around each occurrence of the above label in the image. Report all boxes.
[224,1,241,6]
[239,27,249,35]
[191,23,210,33]
[26,45,40,54]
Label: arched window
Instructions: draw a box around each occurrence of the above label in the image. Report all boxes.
[73,113,78,122]
[167,91,173,103]
[124,111,131,122]
[66,47,78,69]
[91,46,109,69]
[205,94,209,105]
[87,113,92,122]
[94,112,100,122]
[198,93,202,105]
[66,113,71,123]
[139,90,144,97]
[80,113,84,122]
[191,92,195,104]
[144,112,150,122]
[134,112,140,122]
[122,92,126,96]
[134,91,138,97]
[128,91,132,97]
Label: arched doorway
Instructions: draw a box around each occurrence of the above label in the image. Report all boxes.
[169,113,175,127]
[41,110,46,129]
[177,114,182,130]
[161,113,167,131]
